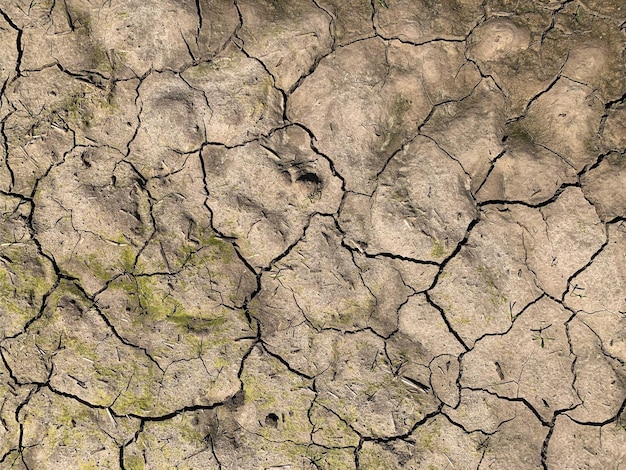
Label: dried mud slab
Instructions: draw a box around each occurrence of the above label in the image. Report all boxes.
[32,147,151,295]
[15,0,238,77]
[93,262,256,414]
[2,283,166,415]
[0,13,19,90]
[566,316,625,423]
[602,103,626,152]
[1,67,138,194]
[421,78,505,192]
[138,154,222,274]
[317,0,374,45]
[0,0,625,468]
[430,205,542,345]
[520,187,606,298]
[468,400,548,469]
[19,389,139,470]
[250,215,439,377]
[429,354,461,407]
[0,361,33,466]
[522,78,606,171]
[546,413,626,469]
[202,129,342,270]
[129,72,210,177]
[315,330,440,438]
[386,294,466,395]
[237,0,333,92]
[363,412,544,470]
[565,222,626,363]
[289,37,480,193]
[374,0,483,43]
[555,3,626,103]
[0,195,56,337]
[123,411,221,469]
[252,215,375,332]
[467,14,568,118]
[359,415,485,469]
[461,297,579,422]
[581,152,626,221]
[205,345,357,469]
[181,44,285,146]
[339,136,477,261]
[477,140,578,204]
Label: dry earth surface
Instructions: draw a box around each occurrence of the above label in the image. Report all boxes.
[0,0,625,469]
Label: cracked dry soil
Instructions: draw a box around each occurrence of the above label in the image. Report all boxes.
[0,0,624,469]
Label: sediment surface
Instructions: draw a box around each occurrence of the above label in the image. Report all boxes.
[0,0,625,468]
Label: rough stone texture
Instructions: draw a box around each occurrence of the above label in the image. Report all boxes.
[0,1,624,469]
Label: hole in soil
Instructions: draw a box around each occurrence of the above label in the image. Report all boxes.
[297,172,320,184]
[265,413,279,427]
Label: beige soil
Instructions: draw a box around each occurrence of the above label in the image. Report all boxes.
[0,0,624,469]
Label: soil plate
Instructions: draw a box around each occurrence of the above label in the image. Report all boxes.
[0,0,625,469]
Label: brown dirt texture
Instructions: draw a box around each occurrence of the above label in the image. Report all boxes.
[0,0,625,469]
